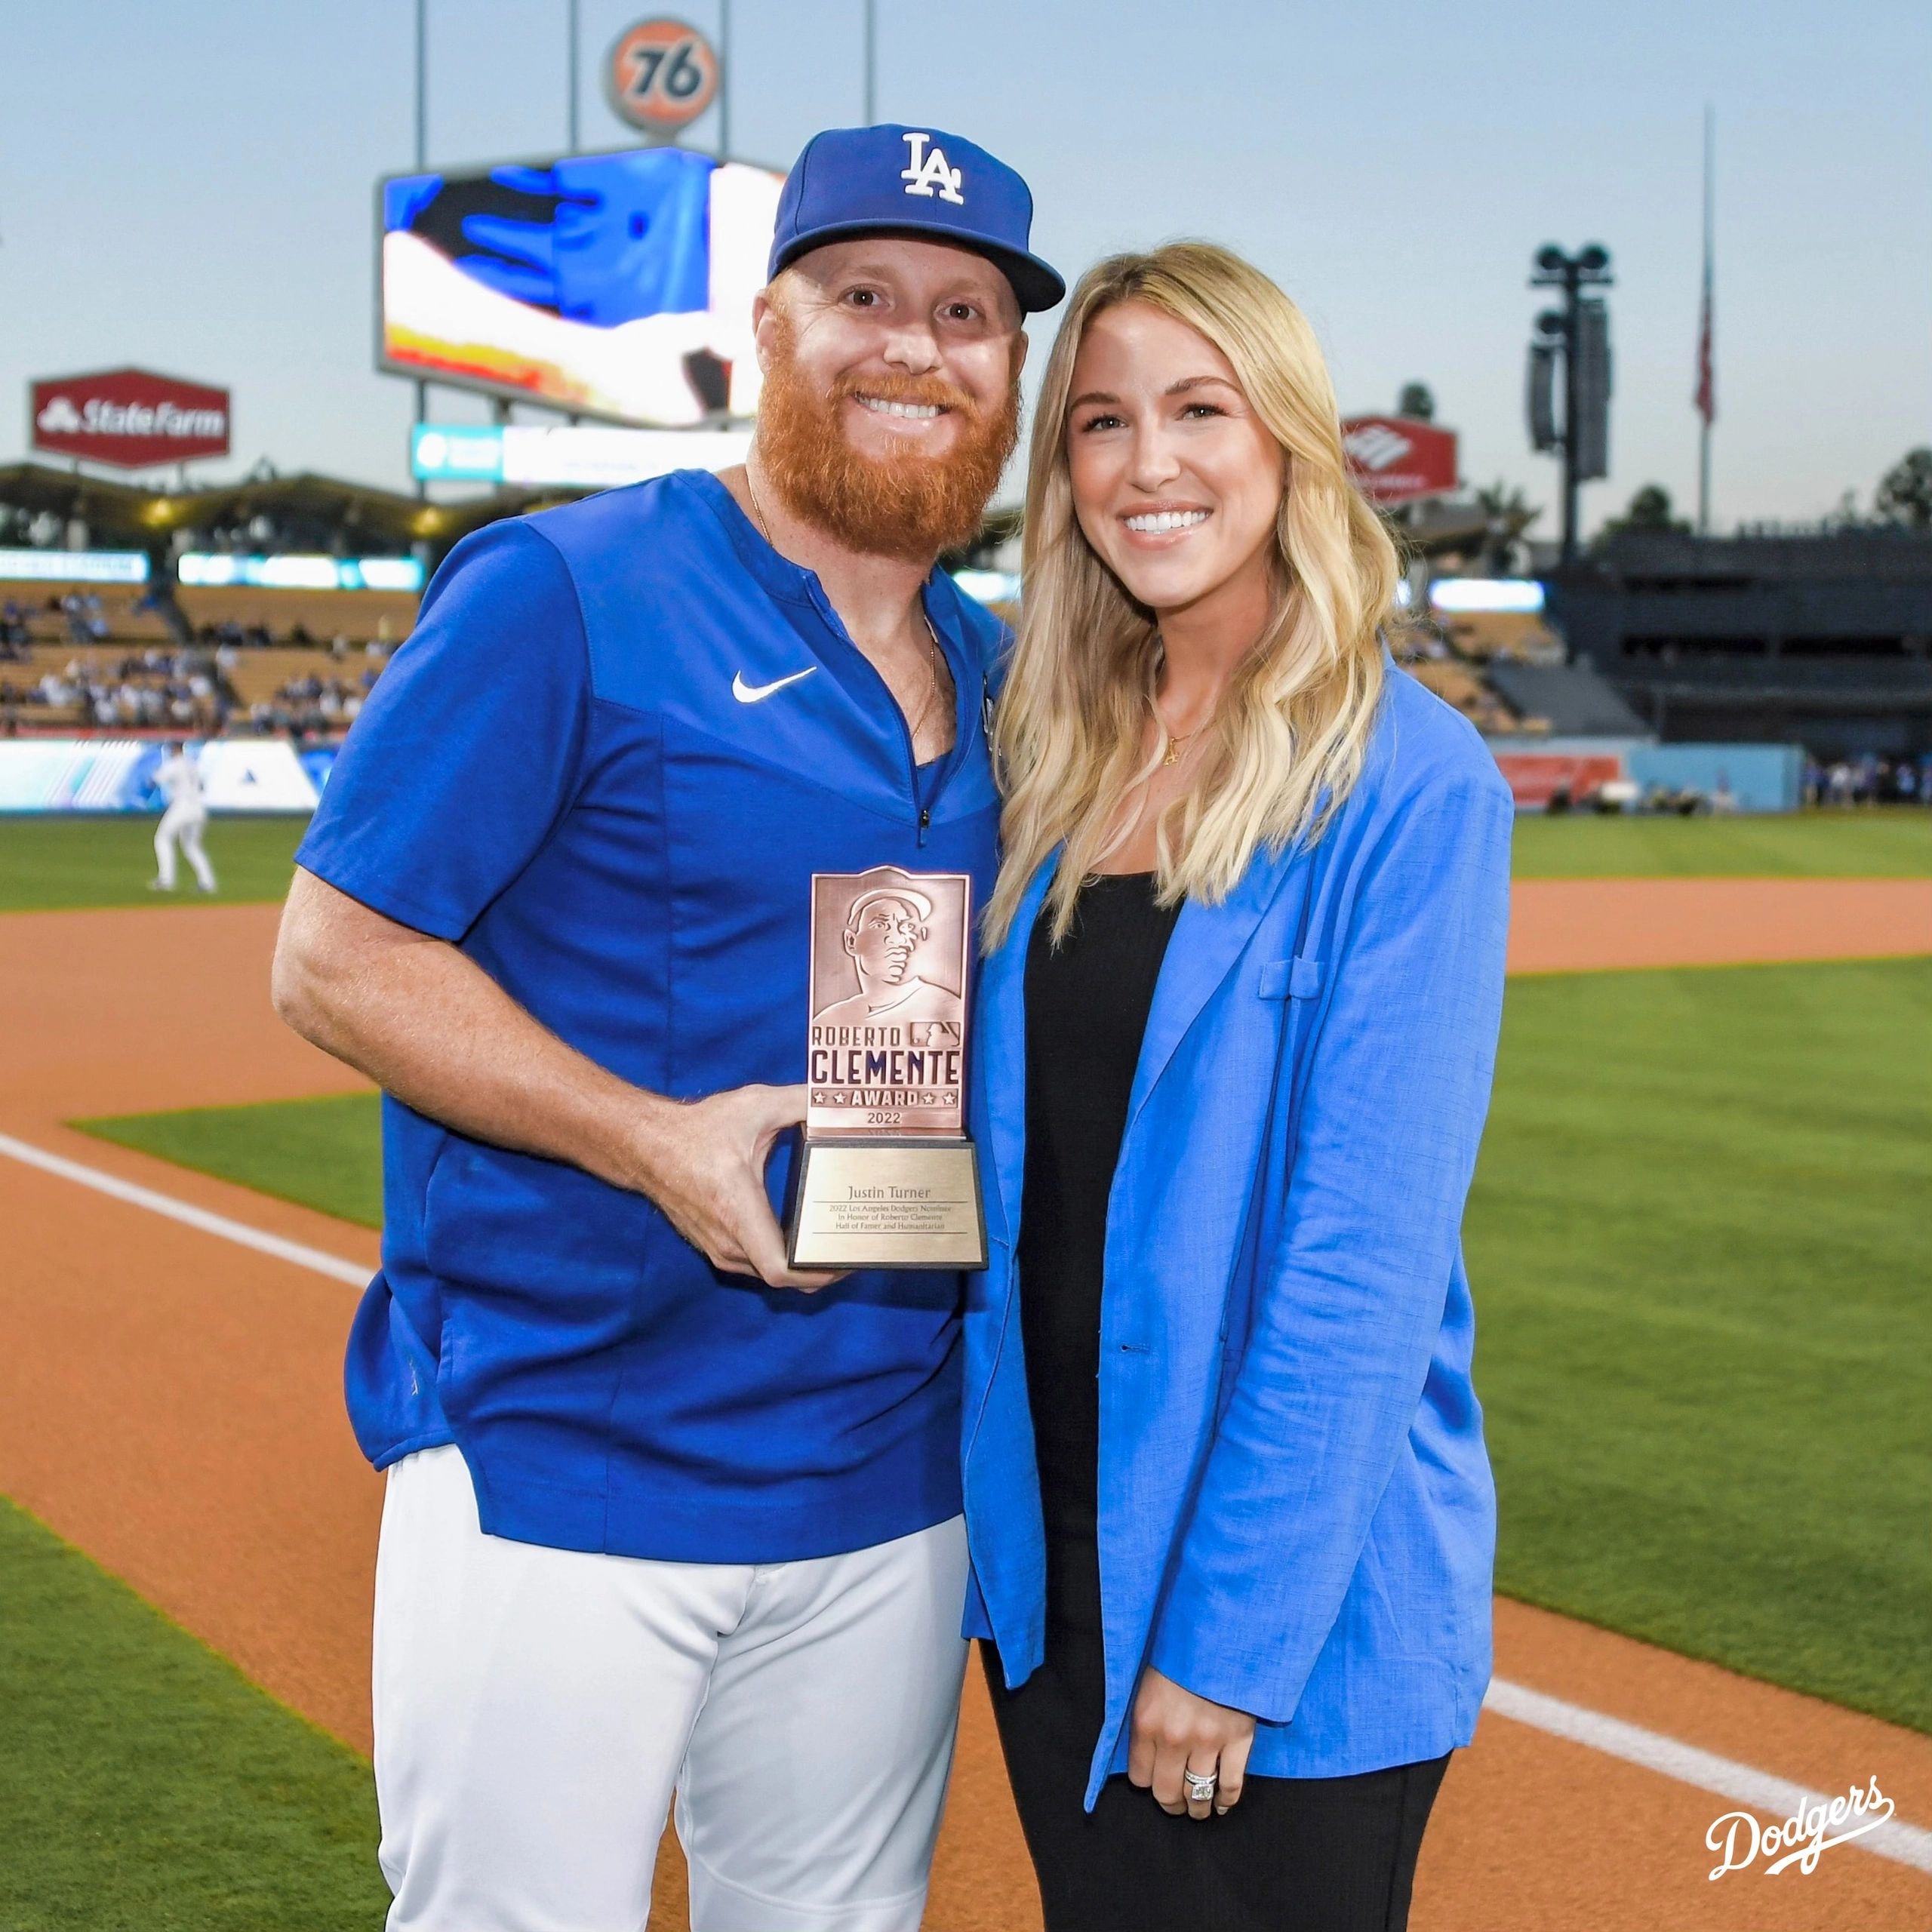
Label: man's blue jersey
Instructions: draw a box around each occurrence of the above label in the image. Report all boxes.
[297,471,1004,1563]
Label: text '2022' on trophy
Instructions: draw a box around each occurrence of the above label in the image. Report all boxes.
[784,865,988,1270]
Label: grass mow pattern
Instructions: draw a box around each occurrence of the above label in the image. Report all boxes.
[79,955,1932,1734]
[82,1092,384,1230]
[1507,804,1932,878]
[0,1496,386,1932]
[0,805,1925,916]
[1469,956,1932,1733]
[0,817,308,912]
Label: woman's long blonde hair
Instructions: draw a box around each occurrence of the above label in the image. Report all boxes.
[984,242,1401,948]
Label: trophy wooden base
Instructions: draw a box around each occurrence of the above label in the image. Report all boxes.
[785,1136,989,1270]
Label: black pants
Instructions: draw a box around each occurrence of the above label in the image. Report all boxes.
[983,1540,1449,1932]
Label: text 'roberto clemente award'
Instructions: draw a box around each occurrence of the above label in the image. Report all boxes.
[784,865,989,1270]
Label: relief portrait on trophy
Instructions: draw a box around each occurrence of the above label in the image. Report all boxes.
[805,868,971,1137]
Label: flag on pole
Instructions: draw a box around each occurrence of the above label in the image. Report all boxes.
[1694,252,1715,425]
[1695,118,1715,426]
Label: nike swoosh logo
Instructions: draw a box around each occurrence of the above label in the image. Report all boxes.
[732,667,817,704]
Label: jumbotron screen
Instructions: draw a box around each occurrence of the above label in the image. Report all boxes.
[378,148,785,429]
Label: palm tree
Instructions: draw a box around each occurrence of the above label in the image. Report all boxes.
[1875,448,1932,528]
[1474,481,1540,574]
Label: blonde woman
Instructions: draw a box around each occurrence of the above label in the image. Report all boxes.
[959,245,1513,1930]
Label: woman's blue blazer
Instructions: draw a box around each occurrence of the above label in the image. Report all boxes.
[961,664,1515,1805]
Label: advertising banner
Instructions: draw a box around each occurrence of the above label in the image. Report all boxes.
[1490,750,1627,811]
[378,147,784,427]
[1341,415,1459,506]
[177,554,423,592]
[31,368,231,469]
[1430,578,1545,614]
[606,18,720,132]
[411,422,750,488]
[0,740,323,814]
[0,549,150,586]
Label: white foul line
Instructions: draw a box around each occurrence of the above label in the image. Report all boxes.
[0,1130,371,1287]
[1485,1678,1932,1874]
[2,1128,1927,1872]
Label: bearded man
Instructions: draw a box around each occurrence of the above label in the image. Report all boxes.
[271,125,1061,1932]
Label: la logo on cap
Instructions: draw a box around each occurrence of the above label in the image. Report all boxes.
[900,132,964,205]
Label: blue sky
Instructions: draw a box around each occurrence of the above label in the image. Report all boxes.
[4,0,1927,537]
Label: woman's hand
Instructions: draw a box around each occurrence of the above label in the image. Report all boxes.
[1127,1666,1257,1818]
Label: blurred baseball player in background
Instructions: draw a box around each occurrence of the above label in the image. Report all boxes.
[149,740,217,894]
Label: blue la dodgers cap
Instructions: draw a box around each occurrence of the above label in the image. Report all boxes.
[768,123,1065,314]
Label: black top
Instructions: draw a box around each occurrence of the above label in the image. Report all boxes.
[1019,872,1183,1546]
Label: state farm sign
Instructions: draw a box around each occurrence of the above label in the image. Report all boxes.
[1342,414,1457,506]
[30,368,231,469]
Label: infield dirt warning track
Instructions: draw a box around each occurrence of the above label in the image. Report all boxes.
[1,888,1929,1930]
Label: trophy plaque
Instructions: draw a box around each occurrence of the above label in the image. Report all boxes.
[785,865,988,1270]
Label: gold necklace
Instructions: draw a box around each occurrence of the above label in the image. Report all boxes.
[910,612,949,746]
[742,461,775,546]
[1152,695,1204,767]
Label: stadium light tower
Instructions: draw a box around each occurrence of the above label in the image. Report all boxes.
[1527,242,1614,566]
[568,0,580,151]
[414,0,429,497]
[863,0,877,123]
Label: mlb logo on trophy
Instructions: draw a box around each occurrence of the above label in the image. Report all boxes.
[900,133,965,205]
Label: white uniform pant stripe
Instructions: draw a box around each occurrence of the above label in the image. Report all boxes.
[373,1444,968,1932]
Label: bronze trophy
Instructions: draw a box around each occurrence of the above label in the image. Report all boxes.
[785,864,988,1269]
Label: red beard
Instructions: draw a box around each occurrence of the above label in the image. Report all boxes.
[754,315,1020,563]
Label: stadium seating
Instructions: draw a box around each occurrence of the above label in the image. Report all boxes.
[174,586,418,647]
[1438,609,1564,662]
[1402,657,1527,734]
[219,646,386,710]
[0,584,175,646]
[0,579,419,651]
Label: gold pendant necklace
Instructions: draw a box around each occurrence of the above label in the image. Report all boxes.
[743,461,775,545]
[1153,696,1201,767]
[910,613,948,746]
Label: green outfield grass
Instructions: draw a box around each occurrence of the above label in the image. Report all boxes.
[1508,803,1932,876]
[0,806,1926,915]
[0,816,307,912]
[0,1496,386,1931]
[75,955,1932,1734]
[83,1091,383,1229]
[1468,956,1932,1731]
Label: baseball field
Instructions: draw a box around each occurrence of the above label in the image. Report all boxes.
[2,808,1928,1930]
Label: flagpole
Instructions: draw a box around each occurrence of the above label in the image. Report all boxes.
[1698,105,1714,536]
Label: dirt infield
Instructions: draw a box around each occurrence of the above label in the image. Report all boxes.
[3,894,1929,1930]
[1509,876,1932,974]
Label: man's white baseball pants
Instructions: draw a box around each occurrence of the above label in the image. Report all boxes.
[372,1444,970,1932]
[153,802,215,891]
